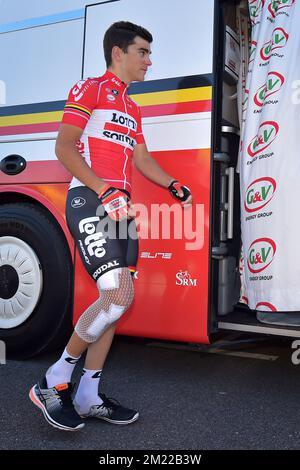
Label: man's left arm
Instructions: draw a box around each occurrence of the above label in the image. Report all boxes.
[133,143,192,207]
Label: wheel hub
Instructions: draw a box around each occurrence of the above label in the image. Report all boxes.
[0,236,43,329]
[0,264,19,299]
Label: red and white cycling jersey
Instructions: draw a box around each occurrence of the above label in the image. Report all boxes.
[61,70,145,193]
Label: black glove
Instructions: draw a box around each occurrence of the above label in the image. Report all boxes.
[168,180,191,202]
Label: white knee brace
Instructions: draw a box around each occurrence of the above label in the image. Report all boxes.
[75,267,134,343]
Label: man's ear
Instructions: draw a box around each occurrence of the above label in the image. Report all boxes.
[111,45,123,64]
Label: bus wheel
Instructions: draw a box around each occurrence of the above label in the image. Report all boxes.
[0,202,73,359]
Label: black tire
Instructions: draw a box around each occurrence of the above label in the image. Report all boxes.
[0,202,73,359]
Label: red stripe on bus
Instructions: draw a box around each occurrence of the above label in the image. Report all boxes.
[0,122,60,136]
[0,100,211,136]
[140,100,212,117]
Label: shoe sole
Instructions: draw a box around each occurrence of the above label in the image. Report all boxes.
[81,412,139,425]
[29,385,85,432]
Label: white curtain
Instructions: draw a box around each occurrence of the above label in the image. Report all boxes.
[240,0,300,324]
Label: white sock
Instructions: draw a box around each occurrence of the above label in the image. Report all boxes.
[45,348,81,388]
[74,368,103,415]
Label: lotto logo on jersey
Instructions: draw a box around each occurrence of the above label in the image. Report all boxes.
[111,111,137,130]
[78,216,107,258]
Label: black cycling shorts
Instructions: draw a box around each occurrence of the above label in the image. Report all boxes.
[66,186,138,281]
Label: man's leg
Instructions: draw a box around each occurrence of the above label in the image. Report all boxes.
[71,323,116,415]
[84,323,116,370]
[29,187,138,428]
[45,309,116,388]
[65,331,89,359]
[73,267,138,424]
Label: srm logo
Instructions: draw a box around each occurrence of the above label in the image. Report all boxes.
[176,270,197,287]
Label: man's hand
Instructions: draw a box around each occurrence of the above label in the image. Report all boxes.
[168,180,192,207]
[98,186,132,221]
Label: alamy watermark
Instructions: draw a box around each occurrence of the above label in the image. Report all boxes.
[291,339,300,365]
[95,202,205,251]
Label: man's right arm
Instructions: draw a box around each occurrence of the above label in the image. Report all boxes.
[55,123,108,195]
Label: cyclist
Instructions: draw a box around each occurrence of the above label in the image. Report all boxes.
[29,20,192,431]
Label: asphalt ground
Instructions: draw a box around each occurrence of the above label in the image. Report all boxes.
[1,333,300,451]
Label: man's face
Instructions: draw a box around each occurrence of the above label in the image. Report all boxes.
[120,36,152,82]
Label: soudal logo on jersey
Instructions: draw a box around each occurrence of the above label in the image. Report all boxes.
[247,121,279,157]
[247,238,276,274]
[245,177,276,213]
[255,301,277,311]
[111,111,137,130]
[268,0,295,18]
[249,0,265,23]
[102,130,135,149]
[253,71,285,107]
[92,260,120,280]
[260,27,289,61]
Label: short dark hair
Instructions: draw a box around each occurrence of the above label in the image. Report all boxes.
[103,21,153,67]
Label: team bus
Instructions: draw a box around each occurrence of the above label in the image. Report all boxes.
[1,0,298,358]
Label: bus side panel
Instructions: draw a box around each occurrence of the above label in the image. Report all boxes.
[73,148,211,343]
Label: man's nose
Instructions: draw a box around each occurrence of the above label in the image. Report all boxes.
[145,56,152,66]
